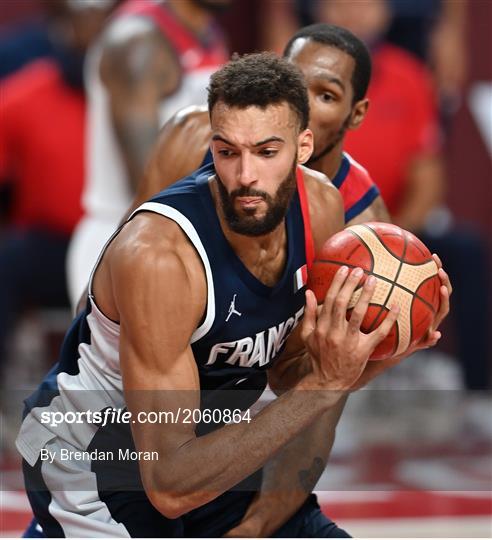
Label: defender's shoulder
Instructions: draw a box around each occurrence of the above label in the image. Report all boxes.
[300,166,344,250]
[302,166,343,207]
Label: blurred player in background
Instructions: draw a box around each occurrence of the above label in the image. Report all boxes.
[66,0,229,308]
[0,0,115,372]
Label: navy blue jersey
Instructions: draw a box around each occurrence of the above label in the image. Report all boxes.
[18,162,311,537]
[137,161,308,411]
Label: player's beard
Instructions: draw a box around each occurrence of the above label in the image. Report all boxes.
[307,112,351,165]
[216,157,298,237]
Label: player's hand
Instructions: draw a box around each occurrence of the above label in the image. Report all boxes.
[300,266,400,391]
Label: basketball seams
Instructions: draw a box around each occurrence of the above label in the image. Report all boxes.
[346,230,375,271]
[312,223,439,358]
[360,225,407,352]
[359,223,405,262]
[412,274,440,314]
[315,259,436,304]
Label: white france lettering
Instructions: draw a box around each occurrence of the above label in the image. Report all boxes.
[206,342,236,365]
[252,331,267,367]
[225,337,254,366]
[266,322,285,363]
[205,309,305,367]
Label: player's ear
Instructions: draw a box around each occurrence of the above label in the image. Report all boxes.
[349,98,369,130]
[297,128,314,164]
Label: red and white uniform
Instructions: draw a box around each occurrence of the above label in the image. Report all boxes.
[67,0,228,308]
[332,151,381,223]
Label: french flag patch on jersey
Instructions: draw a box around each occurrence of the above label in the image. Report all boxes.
[294,264,308,293]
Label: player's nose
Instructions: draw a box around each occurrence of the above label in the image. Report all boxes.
[237,153,258,187]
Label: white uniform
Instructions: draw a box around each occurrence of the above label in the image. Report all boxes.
[66,0,227,308]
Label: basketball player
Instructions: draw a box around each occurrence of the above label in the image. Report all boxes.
[130,23,389,231]
[66,0,229,307]
[18,54,450,537]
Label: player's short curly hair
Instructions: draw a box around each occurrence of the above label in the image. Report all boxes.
[207,52,309,130]
[284,23,371,104]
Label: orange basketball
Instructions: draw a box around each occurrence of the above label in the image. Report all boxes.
[308,222,441,360]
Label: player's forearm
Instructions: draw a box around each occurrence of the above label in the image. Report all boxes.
[228,397,347,537]
[146,387,343,518]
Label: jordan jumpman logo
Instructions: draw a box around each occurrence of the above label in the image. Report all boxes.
[226,294,242,322]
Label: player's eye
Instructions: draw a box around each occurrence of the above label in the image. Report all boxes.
[320,93,335,103]
[218,148,235,157]
[259,148,278,157]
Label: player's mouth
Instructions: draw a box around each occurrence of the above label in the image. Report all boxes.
[235,197,264,209]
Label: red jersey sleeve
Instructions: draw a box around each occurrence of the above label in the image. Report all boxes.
[332,153,380,223]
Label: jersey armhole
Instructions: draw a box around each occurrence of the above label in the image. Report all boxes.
[130,202,215,343]
[296,167,315,270]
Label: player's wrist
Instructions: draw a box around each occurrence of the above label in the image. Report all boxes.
[294,376,346,407]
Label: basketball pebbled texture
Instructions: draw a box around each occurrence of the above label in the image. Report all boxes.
[308,222,441,360]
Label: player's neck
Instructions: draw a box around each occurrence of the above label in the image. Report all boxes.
[210,179,288,286]
[308,143,344,181]
[166,0,213,34]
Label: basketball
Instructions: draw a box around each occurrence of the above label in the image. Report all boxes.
[308,222,441,360]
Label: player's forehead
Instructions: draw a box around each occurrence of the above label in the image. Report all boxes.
[288,38,355,89]
[210,102,298,146]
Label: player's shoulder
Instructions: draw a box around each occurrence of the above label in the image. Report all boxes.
[109,212,197,273]
[100,11,161,51]
[344,152,373,182]
[301,166,344,249]
[99,9,179,87]
[163,105,211,137]
[302,166,342,206]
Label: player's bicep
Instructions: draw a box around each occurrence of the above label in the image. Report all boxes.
[111,227,205,466]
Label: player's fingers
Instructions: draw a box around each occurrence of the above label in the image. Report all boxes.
[300,289,318,343]
[347,275,377,334]
[317,265,349,327]
[368,304,400,347]
[423,330,442,348]
[331,267,364,329]
[438,267,453,296]
[433,284,450,329]
[432,253,443,269]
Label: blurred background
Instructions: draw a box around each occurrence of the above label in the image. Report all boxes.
[0,0,491,537]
